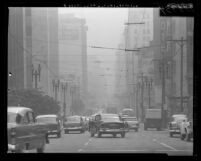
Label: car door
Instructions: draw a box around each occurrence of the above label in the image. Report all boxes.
[27,111,46,149]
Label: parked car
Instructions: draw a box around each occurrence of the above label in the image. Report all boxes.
[89,113,127,138]
[121,116,139,132]
[169,114,187,137]
[180,119,193,141]
[7,106,49,153]
[63,115,85,134]
[35,114,62,138]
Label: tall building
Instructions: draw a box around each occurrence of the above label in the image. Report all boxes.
[31,8,59,97]
[125,8,154,119]
[8,7,32,90]
[58,13,88,115]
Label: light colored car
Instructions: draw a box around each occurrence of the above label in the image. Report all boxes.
[121,116,139,132]
[7,107,49,153]
[180,119,193,141]
[169,114,187,137]
[63,115,85,134]
[36,114,62,138]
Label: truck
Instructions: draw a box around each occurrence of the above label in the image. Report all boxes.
[144,109,162,131]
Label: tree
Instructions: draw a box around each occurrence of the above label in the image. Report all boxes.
[8,89,60,116]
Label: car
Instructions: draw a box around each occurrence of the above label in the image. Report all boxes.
[35,114,62,138]
[168,114,187,137]
[180,119,193,141]
[121,116,139,132]
[7,106,49,153]
[63,115,85,134]
[88,113,127,138]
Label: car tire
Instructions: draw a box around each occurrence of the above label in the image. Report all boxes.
[157,128,161,131]
[180,133,185,140]
[65,130,68,134]
[121,132,125,138]
[113,134,116,138]
[90,132,94,137]
[57,132,61,138]
[37,141,45,153]
[135,128,138,132]
[185,130,191,141]
[144,126,147,131]
[170,132,173,137]
[98,132,102,138]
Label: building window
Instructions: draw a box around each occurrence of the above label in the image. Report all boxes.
[26,25,32,37]
[25,8,32,17]
[62,27,79,40]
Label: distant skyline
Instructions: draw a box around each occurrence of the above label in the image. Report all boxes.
[59,8,128,95]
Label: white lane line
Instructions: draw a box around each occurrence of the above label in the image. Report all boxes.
[84,142,89,146]
[160,142,177,151]
[153,139,157,142]
[78,149,83,152]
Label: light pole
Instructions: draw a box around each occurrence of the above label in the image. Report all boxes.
[52,79,60,101]
[62,82,68,120]
[32,64,41,89]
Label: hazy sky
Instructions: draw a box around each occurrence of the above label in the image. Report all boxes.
[59,8,128,94]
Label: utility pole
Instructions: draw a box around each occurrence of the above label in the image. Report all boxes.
[167,37,187,112]
[62,82,68,120]
[140,72,144,121]
[52,79,60,101]
[70,85,75,115]
[32,64,41,89]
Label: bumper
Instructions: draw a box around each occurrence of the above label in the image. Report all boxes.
[99,129,126,134]
[169,129,180,134]
[64,127,83,131]
[48,130,59,135]
[8,144,18,152]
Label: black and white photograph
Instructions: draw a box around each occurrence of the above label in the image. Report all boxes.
[5,3,197,156]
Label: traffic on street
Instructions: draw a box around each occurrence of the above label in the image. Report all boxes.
[6,6,195,156]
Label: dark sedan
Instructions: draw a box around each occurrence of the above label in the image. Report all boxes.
[89,113,127,138]
[36,114,62,138]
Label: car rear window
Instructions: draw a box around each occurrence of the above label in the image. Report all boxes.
[66,117,80,122]
[7,112,17,123]
[36,117,57,123]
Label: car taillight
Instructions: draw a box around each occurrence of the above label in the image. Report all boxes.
[10,128,16,144]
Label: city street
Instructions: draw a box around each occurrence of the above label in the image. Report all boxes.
[45,125,193,155]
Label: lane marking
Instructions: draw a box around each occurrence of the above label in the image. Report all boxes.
[153,139,157,142]
[160,142,177,151]
[81,149,192,152]
[78,149,83,152]
[84,142,89,146]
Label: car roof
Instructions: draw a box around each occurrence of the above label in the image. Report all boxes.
[8,106,33,116]
[36,114,57,118]
[172,114,187,117]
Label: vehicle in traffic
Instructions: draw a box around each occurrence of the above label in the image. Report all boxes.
[89,113,127,138]
[7,106,49,153]
[121,116,139,132]
[121,108,135,117]
[63,115,85,134]
[35,114,62,138]
[144,109,162,131]
[180,119,193,141]
[168,114,187,137]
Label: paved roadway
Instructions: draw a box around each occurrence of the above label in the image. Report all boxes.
[45,126,193,155]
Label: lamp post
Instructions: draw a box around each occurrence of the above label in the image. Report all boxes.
[62,82,68,120]
[32,64,41,89]
[52,79,60,101]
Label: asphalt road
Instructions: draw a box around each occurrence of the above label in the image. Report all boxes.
[45,126,193,155]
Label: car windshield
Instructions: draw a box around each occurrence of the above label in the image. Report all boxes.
[101,115,120,122]
[36,117,57,123]
[123,117,137,121]
[67,117,80,122]
[7,112,17,123]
